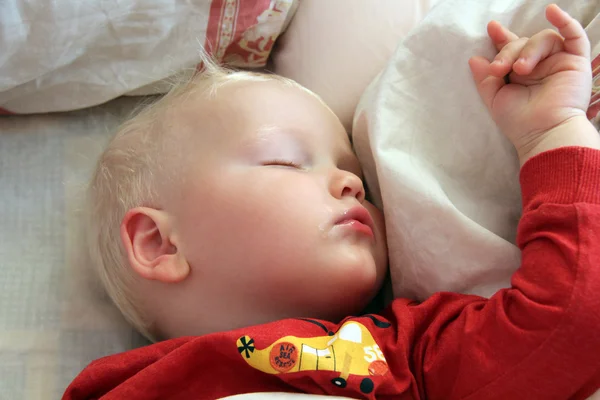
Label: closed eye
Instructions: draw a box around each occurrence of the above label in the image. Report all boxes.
[262,160,302,169]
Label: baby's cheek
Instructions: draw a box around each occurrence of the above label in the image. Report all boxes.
[364,201,389,285]
[364,201,387,251]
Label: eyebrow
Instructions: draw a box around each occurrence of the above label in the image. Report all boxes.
[254,125,304,142]
[240,124,311,152]
[235,124,307,156]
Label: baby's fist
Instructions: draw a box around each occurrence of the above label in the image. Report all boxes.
[469,4,592,160]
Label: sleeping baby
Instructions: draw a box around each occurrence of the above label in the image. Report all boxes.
[64,5,599,399]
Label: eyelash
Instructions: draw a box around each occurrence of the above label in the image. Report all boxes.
[262,160,362,178]
[263,160,301,169]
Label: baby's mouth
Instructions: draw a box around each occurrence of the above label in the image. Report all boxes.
[334,206,375,239]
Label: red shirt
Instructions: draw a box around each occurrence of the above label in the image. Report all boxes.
[63,148,600,400]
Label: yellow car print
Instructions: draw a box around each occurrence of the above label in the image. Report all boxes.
[236,319,390,394]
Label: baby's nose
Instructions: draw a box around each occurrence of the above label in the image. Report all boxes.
[332,170,365,202]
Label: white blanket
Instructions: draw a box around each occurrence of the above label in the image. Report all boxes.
[0,0,296,114]
[353,0,600,300]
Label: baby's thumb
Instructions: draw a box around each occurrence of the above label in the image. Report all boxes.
[468,56,504,112]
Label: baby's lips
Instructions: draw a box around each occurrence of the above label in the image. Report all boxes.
[334,206,375,238]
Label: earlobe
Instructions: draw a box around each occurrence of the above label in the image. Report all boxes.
[120,207,190,283]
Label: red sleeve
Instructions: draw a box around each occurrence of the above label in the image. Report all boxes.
[402,147,600,399]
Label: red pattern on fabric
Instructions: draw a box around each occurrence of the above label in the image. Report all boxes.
[201,0,288,69]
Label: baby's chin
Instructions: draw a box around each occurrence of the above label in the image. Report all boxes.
[312,291,380,323]
[336,247,383,293]
[312,267,383,322]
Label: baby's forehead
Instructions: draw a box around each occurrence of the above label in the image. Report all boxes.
[161,77,356,174]
[181,79,349,142]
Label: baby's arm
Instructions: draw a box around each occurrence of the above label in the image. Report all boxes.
[404,5,600,399]
[401,146,600,399]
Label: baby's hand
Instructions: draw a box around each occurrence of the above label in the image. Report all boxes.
[469,4,594,162]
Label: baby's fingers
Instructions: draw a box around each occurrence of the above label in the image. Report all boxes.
[487,20,520,51]
[546,4,590,59]
[513,29,564,75]
[468,56,504,112]
[489,37,529,77]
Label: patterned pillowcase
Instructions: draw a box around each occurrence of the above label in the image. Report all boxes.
[207,0,295,68]
[587,54,600,129]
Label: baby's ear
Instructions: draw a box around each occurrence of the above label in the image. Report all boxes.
[120,207,189,283]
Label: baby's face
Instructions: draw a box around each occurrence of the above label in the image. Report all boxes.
[159,80,387,336]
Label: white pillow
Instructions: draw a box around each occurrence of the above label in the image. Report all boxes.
[353,0,600,301]
[271,0,437,131]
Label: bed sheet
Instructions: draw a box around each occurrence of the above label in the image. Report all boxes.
[0,97,151,399]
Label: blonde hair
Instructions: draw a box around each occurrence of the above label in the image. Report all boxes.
[86,56,312,342]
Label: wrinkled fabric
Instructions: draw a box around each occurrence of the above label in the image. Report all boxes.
[353,0,600,301]
[0,0,297,114]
